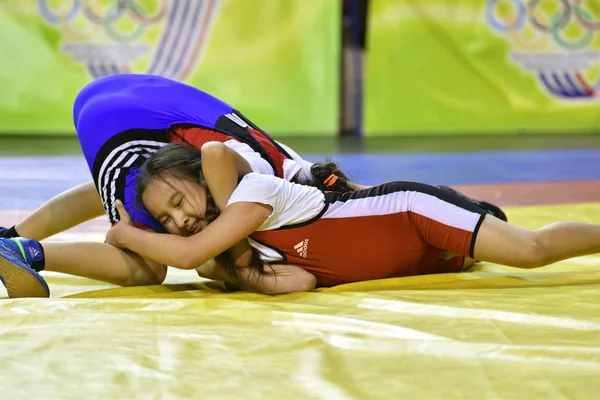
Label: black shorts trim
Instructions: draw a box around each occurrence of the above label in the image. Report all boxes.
[469,213,487,259]
[274,202,330,231]
[91,128,170,186]
[324,181,487,214]
[232,109,292,158]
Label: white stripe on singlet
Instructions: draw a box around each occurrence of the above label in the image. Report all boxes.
[322,190,481,232]
[97,140,165,222]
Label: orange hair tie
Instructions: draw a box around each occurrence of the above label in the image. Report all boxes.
[323,174,338,188]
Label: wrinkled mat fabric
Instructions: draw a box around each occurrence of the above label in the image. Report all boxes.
[1,203,600,399]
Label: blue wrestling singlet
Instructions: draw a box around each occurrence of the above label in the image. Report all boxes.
[73,74,291,231]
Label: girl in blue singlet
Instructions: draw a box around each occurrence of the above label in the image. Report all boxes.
[74,73,309,232]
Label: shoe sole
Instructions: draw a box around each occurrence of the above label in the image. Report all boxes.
[0,256,49,298]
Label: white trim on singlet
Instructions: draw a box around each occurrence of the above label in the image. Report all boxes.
[97,140,165,222]
[323,191,481,232]
[225,112,248,128]
[105,153,144,220]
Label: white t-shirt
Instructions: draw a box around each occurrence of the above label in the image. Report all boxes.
[226,173,325,262]
[223,140,274,176]
[227,173,325,229]
[223,139,314,183]
[276,141,314,183]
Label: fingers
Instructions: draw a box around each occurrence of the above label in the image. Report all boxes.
[115,200,131,223]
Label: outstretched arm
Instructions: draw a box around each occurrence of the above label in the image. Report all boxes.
[107,202,317,293]
[196,260,317,294]
[107,200,271,270]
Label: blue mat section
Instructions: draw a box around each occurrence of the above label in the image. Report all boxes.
[304,149,600,186]
[1,149,599,209]
[0,157,90,209]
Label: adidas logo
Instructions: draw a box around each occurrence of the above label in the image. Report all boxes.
[29,247,40,259]
[293,239,309,258]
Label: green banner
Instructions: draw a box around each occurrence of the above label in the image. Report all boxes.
[365,0,600,135]
[0,0,339,136]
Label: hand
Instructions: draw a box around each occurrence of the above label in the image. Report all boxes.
[105,200,133,248]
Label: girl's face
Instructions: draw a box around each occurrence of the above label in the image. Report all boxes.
[142,176,209,236]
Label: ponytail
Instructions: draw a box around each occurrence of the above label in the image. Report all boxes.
[310,161,354,192]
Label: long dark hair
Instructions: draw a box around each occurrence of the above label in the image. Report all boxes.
[309,161,354,192]
[136,144,268,286]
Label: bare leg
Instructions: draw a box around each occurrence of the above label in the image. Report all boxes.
[0,181,171,297]
[473,215,600,268]
[15,181,105,240]
[15,181,167,285]
[42,241,167,286]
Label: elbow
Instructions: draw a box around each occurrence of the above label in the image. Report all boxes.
[291,270,317,292]
[175,251,203,270]
[179,261,199,270]
[301,274,318,292]
[201,141,227,158]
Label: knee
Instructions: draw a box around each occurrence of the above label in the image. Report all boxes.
[513,239,553,268]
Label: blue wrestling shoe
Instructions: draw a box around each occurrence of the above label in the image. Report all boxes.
[0,237,49,298]
[0,225,19,238]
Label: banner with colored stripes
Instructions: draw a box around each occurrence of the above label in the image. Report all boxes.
[0,0,339,136]
[364,0,600,136]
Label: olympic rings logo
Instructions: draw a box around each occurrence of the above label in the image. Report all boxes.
[486,0,599,51]
[38,0,167,43]
[38,0,221,82]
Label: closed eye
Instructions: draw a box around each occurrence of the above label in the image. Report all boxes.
[177,197,183,208]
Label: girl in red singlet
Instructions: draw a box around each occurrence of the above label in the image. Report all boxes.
[104,143,600,294]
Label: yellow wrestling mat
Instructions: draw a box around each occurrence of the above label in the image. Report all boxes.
[2,203,600,399]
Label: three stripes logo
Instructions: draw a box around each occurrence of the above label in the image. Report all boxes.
[29,247,40,260]
[293,239,309,258]
[224,113,249,128]
[38,0,220,81]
